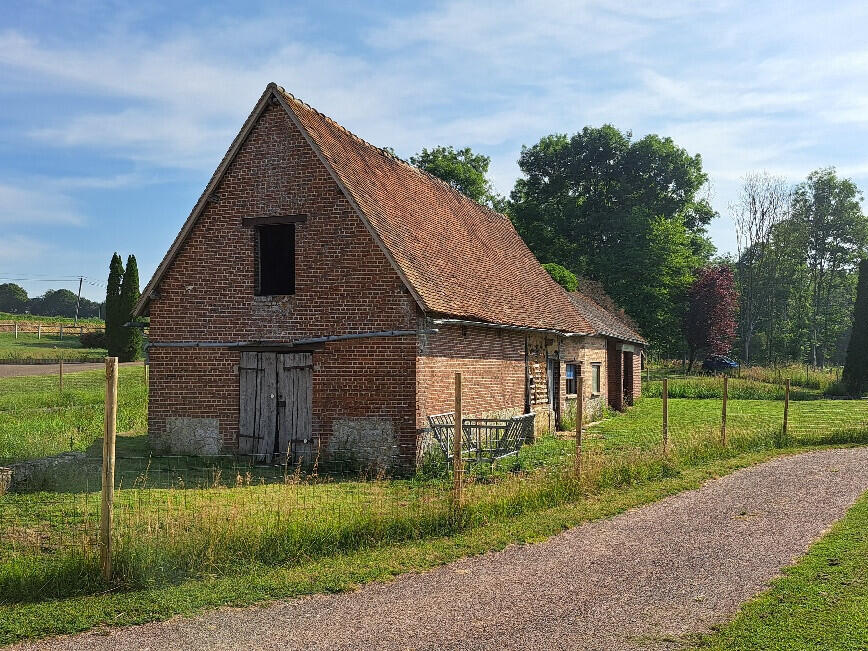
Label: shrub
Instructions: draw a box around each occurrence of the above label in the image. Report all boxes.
[79,331,107,349]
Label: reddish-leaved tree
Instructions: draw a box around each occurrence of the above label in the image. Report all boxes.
[683,265,739,371]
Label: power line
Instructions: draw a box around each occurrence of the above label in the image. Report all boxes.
[0,276,107,288]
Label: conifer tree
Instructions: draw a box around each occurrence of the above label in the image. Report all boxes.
[843,259,868,396]
[118,254,142,362]
[105,253,124,357]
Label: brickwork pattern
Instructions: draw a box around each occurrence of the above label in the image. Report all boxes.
[559,336,608,421]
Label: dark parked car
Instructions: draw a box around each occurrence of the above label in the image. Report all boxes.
[701,355,739,374]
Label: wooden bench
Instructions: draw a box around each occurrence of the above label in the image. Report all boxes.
[427,412,535,466]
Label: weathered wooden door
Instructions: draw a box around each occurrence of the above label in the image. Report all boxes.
[278,353,313,462]
[239,352,312,462]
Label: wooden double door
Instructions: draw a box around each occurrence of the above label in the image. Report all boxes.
[239,352,313,463]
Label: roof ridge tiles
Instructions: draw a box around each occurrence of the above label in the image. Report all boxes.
[275,86,510,223]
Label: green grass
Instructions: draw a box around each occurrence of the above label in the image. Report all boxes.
[695,491,868,650]
[1,366,867,643]
[2,397,867,606]
[0,332,107,363]
[740,363,842,392]
[0,313,104,325]
[587,397,868,451]
[0,445,854,646]
[0,366,147,463]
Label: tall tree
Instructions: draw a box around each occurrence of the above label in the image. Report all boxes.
[732,172,791,363]
[118,255,142,362]
[683,265,739,371]
[791,168,867,367]
[106,253,124,358]
[843,259,868,396]
[0,283,28,313]
[510,125,714,354]
[410,146,505,209]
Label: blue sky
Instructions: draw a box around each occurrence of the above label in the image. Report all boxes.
[2,0,868,302]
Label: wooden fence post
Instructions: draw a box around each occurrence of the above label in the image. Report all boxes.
[453,372,463,507]
[662,377,669,455]
[14,322,17,339]
[721,375,728,447]
[59,323,63,340]
[100,357,118,582]
[37,323,41,339]
[782,378,790,441]
[575,377,584,479]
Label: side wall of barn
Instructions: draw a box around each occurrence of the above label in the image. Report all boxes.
[415,324,558,454]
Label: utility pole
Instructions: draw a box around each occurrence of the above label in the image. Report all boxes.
[74,276,83,326]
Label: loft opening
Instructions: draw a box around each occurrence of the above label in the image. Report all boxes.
[245,215,307,296]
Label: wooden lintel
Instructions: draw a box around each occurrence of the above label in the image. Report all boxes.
[242,214,308,226]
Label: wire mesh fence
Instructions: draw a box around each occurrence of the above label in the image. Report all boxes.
[1,364,867,604]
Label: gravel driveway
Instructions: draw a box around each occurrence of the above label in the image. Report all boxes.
[13,447,868,651]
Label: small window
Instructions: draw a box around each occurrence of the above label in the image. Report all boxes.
[257,224,295,296]
[591,363,602,395]
[565,363,578,395]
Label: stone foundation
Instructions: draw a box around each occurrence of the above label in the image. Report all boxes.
[150,417,222,456]
[5,452,88,493]
[328,417,400,473]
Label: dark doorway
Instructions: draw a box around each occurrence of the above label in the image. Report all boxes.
[547,357,561,428]
[623,351,634,407]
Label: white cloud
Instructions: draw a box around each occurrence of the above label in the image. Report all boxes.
[0,182,84,225]
[0,234,52,263]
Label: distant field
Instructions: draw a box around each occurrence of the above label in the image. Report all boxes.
[0,332,107,363]
[0,312,103,325]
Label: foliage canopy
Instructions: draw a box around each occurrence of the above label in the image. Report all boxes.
[510,125,715,353]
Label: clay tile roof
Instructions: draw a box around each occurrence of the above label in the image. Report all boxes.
[278,87,593,335]
[568,291,646,345]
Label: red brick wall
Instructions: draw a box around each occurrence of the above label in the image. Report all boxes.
[416,326,556,436]
[631,349,642,402]
[559,336,607,423]
[602,340,644,411]
[148,103,419,454]
[416,325,526,429]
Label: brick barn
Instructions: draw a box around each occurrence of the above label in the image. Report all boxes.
[135,83,644,467]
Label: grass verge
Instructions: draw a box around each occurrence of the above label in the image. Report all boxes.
[0,445,839,646]
[694,490,868,650]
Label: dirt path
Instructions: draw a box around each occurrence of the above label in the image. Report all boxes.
[0,362,140,378]
[13,447,868,650]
